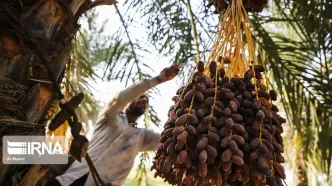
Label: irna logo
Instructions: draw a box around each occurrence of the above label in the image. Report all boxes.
[3,136,68,164]
[7,141,64,155]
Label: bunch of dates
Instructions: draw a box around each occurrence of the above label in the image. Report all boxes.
[152,59,286,186]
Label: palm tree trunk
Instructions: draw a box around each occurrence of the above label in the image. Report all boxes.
[0,0,116,185]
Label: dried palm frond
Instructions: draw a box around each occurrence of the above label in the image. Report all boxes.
[19,165,47,186]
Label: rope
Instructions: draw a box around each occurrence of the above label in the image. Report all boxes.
[86,154,106,186]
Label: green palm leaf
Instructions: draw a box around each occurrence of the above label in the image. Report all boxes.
[252,0,332,182]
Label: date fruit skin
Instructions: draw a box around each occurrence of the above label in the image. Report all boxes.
[232,155,244,166]
[221,149,233,162]
[177,150,187,164]
[197,137,208,149]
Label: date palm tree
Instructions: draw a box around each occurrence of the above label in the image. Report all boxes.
[0,0,116,185]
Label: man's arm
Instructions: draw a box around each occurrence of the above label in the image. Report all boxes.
[99,64,180,120]
[140,129,161,152]
[100,78,160,118]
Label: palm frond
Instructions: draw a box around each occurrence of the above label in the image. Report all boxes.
[134,152,150,186]
[252,0,332,182]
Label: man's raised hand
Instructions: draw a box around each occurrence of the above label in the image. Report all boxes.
[158,64,181,83]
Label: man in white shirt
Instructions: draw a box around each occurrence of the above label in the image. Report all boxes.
[48,64,180,186]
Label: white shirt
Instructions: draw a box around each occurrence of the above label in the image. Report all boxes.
[56,78,161,186]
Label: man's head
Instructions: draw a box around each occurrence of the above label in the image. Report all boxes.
[125,94,149,123]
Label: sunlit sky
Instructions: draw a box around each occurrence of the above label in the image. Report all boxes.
[82,1,295,185]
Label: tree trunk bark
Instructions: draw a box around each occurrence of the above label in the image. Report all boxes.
[0,0,116,185]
